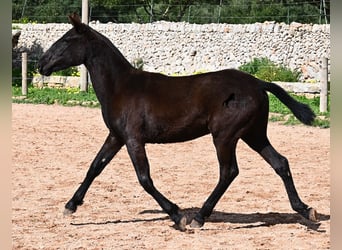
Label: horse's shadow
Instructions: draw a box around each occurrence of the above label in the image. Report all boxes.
[183,207,329,232]
[70,207,329,232]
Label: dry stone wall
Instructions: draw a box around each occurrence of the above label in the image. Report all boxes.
[14,21,330,81]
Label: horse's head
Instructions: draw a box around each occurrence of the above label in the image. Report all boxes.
[38,13,89,76]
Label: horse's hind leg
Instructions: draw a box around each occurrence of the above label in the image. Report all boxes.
[191,137,239,228]
[64,133,123,215]
[243,132,318,222]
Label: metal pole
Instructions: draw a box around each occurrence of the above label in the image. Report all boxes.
[150,0,154,22]
[320,57,328,113]
[319,0,322,24]
[80,0,89,92]
[323,0,328,24]
[188,5,191,23]
[218,0,222,23]
[21,0,28,18]
[21,52,27,96]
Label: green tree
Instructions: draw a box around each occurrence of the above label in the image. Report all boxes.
[12,0,81,23]
[12,0,330,24]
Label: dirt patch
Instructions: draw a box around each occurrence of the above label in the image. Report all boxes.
[12,103,330,249]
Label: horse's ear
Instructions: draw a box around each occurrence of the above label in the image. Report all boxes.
[68,13,87,33]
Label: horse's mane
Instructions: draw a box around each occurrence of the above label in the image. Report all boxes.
[89,26,132,67]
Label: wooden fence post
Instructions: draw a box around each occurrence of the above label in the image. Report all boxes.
[320,57,328,113]
[80,0,89,92]
[21,52,28,96]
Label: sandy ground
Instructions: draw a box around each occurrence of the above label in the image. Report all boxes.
[12,103,330,249]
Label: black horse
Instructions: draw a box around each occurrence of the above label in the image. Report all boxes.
[38,13,317,231]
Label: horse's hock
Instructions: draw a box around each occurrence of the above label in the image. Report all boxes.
[13,21,330,81]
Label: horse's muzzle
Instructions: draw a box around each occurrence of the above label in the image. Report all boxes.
[37,60,52,76]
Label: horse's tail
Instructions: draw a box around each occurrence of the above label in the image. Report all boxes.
[259,80,316,125]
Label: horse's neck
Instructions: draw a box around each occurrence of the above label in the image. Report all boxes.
[88,30,132,72]
[85,45,133,103]
[86,53,130,79]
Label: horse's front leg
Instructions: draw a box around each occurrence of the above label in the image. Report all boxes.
[64,133,123,215]
[125,138,187,231]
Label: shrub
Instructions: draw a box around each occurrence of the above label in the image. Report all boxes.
[239,57,301,82]
[239,57,270,75]
[255,65,300,82]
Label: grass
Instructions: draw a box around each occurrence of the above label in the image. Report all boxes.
[12,85,330,128]
[239,57,301,82]
[12,86,100,107]
[268,93,330,128]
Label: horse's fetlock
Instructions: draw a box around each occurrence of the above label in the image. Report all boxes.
[279,156,289,167]
[230,166,239,178]
[138,175,151,186]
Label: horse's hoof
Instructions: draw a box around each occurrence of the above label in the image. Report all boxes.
[308,208,318,222]
[190,218,204,228]
[175,215,187,232]
[63,208,75,216]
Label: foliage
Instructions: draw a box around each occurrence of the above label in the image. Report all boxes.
[256,65,300,82]
[12,0,330,24]
[268,93,328,115]
[12,0,81,23]
[52,67,80,77]
[12,61,38,87]
[268,93,330,128]
[12,86,99,107]
[239,57,301,82]
[239,57,269,75]
[132,58,144,70]
[12,67,22,87]
[12,62,79,86]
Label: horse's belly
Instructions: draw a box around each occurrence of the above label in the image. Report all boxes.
[144,119,210,143]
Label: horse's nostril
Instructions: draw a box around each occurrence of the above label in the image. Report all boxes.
[37,61,46,74]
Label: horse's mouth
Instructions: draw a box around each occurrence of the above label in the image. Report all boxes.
[38,64,53,76]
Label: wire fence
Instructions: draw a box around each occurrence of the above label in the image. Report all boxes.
[12,1,330,24]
